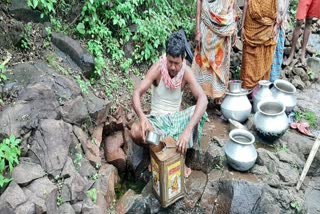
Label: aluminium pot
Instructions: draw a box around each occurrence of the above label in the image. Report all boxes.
[224,129,257,171]
[271,79,297,113]
[254,100,289,142]
[221,90,252,123]
[253,80,273,113]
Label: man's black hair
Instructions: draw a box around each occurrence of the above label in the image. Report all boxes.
[166,31,186,59]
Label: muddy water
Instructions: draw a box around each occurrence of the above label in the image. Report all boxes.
[201,109,229,147]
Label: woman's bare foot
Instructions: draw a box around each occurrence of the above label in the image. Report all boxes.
[184,166,192,178]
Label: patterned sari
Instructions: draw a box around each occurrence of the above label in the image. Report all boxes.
[192,0,237,99]
[240,0,277,89]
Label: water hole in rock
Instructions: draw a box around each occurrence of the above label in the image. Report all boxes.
[115,171,146,199]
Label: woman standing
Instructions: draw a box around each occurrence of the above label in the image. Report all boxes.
[240,0,278,89]
[270,0,290,82]
[192,0,237,103]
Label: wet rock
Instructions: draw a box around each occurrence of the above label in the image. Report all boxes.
[256,148,280,174]
[58,203,75,214]
[71,202,83,213]
[23,188,46,213]
[52,33,94,77]
[276,150,304,168]
[184,170,207,209]
[0,182,27,210]
[15,201,35,214]
[141,181,161,214]
[60,96,89,125]
[62,158,87,202]
[83,92,111,125]
[251,165,269,176]
[81,198,102,214]
[53,73,81,99]
[186,138,211,171]
[123,128,147,178]
[278,162,300,185]
[202,143,225,173]
[28,119,73,176]
[0,81,60,138]
[0,19,23,49]
[199,170,223,213]
[293,67,309,82]
[292,75,306,90]
[91,125,104,147]
[78,158,97,178]
[9,0,48,23]
[12,160,46,186]
[104,131,127,172]
[305,176,320,213]
[116,190,147,214]
[73,125,89,154]
[93,164,120,209]
[86,138,101,165]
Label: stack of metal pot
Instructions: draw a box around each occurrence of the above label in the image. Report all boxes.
[221,80,252,123]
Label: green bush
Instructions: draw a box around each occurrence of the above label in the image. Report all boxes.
[0,135,21,187]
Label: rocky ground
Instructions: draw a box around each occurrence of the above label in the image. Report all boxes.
[1,1,320,214]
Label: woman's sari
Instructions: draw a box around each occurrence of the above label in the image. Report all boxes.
[192,0,237,99]
[240,0,277,89]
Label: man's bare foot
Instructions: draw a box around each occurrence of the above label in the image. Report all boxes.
[283,55,294,66]
[184,166,192,178]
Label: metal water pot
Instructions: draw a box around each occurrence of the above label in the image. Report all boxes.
[224,129,257,171]
[271,79,297,113]
[221,90,252,123]
[253,80,273,113]
[254,100,289,142]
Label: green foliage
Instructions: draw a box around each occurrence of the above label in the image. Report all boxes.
[0,135,21,187]
[28,0,57,14]
[77,0,196,73]
[20,24,33,50]
[289,0,299,17]
[76,75,90,94]
[290,200,302,213]
[295,110,318,128]
[274,143,289,154]
[56,195,64,207]
[87,188,97,203]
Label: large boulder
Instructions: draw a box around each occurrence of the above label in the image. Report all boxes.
[28,119,73,176]
[52,33,94,77]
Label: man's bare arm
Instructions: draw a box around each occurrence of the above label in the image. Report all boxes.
[184,68,208,132]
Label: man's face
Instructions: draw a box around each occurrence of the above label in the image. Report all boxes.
[166,55,183,78]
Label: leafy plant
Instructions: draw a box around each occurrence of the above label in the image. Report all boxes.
[295,110,318,128]
[275,143,289,154]
[28,0,57,15]
[56,195,64,207]
[0,135,21,187]
[87,188,97,203]
[20,24,32,50]
[290,200,302,213]
[76,75,90,94]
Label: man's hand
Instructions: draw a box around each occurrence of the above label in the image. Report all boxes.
[141,116,153,142]
[176,128,192,154]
